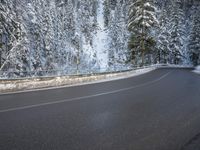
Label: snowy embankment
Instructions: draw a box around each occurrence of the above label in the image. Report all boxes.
[0,67,156,94]
[0,64,194,94]
[193,66,200,74]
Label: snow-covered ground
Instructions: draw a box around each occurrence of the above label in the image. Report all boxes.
[158,63,193,68]
[193,66,200,74]
[94,0,109,70]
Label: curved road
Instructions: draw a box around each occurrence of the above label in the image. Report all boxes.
[0,68,200,150]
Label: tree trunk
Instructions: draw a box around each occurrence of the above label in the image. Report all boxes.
[141,0,145,66]
[0,51,1,68]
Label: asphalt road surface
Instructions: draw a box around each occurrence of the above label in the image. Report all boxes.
[0,68,200,150]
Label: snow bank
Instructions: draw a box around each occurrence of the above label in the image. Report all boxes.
[158,64,193,68]
[0,64,195,94]
[0,67,156,94]
[0,84,17,91]
[193,66,200,74]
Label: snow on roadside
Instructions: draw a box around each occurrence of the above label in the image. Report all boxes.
[0,84,17,91]
[158,64,193,68]
[0,67,156,94]
[193,65,200,74]
[0,64,195,94]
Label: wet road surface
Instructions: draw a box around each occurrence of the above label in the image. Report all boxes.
[0,68,200,150]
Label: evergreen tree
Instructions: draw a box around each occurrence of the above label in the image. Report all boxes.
[0,0,24,74]
[103,0,110,27]
[108,0,129,68]
[168,1,185,64]
[1,0,200,78]
[156,8,170,63]
[128,0,158,65]
[188,5,200,65]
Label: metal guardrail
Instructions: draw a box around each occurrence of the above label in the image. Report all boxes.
[0,64,183,80]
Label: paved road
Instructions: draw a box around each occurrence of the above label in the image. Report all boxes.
[0,68,200,150]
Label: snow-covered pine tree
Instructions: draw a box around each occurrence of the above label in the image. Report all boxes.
[103,0,110,27]
[0,1,8,68]
[0,0,25,75]
[55,0,72,70]
[25,2,45,76]
[1,0,199,78]
[188,4,200,65]
[156,8,171,63]
[128,0,158,65]
[40,0,56,73]
[107,0,129,69]
[168,0,185,64]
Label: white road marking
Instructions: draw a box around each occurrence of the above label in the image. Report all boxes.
[0,72,171,113]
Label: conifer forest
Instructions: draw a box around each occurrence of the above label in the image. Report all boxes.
[0,0,200,78]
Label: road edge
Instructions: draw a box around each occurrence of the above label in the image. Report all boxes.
[0,65,194,95]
